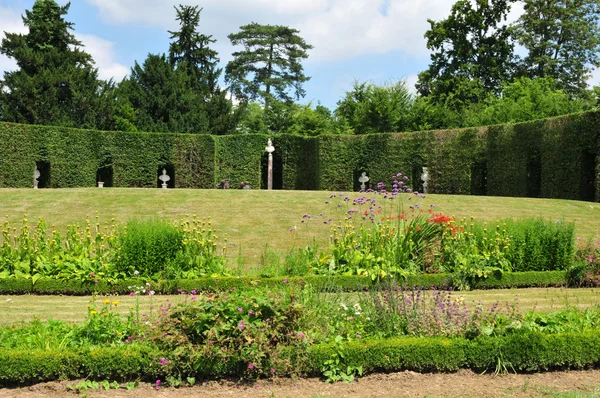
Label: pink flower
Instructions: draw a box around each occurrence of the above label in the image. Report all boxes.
[155,380,161,390]
[238,321,245,330]
[248,363,255,370]
[270,368,275,374]
[191,290,197,294]
[89,272,95,277]
[94,280,98,284]
[238,307,243,312]
[129,292,135,296]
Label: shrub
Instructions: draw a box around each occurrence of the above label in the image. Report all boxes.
[117,219,183,277]
[568,239,600,287]
[503,218,575,272]
[141,287,312,378]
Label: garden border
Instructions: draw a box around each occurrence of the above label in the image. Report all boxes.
[0,271,568,295]
[1,331,600,385]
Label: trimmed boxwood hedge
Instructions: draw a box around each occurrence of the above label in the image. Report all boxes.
[0,271,568,295]
[1,111,598,200]
[2,331,600,385]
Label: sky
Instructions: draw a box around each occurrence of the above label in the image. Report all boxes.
[1,0,599,110]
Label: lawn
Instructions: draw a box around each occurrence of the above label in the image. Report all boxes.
[2,287,600,326]
[1,188,598,266]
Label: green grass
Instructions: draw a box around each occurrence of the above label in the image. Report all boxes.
[1,287,599,326]
[0,188,598,266]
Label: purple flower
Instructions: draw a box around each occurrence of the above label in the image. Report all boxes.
[191,290,197,295]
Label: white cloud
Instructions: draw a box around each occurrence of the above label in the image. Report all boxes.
[0,6,128,82]
[405,74,419,94]
[77,34,129,81]
[0,6,27,74]
[85,0,462,63]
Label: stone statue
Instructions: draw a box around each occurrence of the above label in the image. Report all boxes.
[265,139,275,190]
[358,172,369,190]
[159,168,171,189]
[421,167,429,194]
[33,166,40,189]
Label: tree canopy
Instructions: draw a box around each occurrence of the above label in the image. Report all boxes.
[416,0,515,108]
[225,23,313,111]
[512,0,600,97]
[0,0,112,129]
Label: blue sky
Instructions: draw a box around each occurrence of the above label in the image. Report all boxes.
[1,0,599,110]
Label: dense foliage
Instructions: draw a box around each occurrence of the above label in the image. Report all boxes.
[2,0,599,135]
[2,283,600,385]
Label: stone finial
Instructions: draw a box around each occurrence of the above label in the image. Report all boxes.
[358,172,370,190]
[265,139,275,154]
[159,168,171,189]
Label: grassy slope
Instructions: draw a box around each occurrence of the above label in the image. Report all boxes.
[0,188,598,266]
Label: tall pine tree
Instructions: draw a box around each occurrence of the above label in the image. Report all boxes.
[225,23,313,112]
[0,0,112,129]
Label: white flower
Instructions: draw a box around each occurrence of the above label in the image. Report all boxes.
[149,290,155,296]
[340,303,348,311]
[134,270,140,276]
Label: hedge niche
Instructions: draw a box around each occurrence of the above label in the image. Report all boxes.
[0,111,599,202]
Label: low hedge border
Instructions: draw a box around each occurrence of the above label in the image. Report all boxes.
[306,332,600,375]
[0,346,161,385]
[0,271,568,295]
[1,332,600,386]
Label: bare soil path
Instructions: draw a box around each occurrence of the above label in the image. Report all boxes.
[2,369,600,398]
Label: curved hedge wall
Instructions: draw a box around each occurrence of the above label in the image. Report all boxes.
[0,111,598,201]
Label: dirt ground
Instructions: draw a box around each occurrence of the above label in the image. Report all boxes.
[1,369,600,398]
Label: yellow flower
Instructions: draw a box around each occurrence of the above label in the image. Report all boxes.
[90,310,97,315]
[103,313,109,317]
[103,299,111,305]
[112,301,120,307]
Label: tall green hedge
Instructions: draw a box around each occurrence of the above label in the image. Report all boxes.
[0,111,598,201]
[213,134,266,188]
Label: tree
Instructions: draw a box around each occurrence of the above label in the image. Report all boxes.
[116,6,239,135]
[475,77,596,125]
[335,80,413,134]
[168,4,220,94]
[512,0,600,97]
[0,0,112,129]
[115,54,211,134]
[225,23,313,112]
[416,0,515,108]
